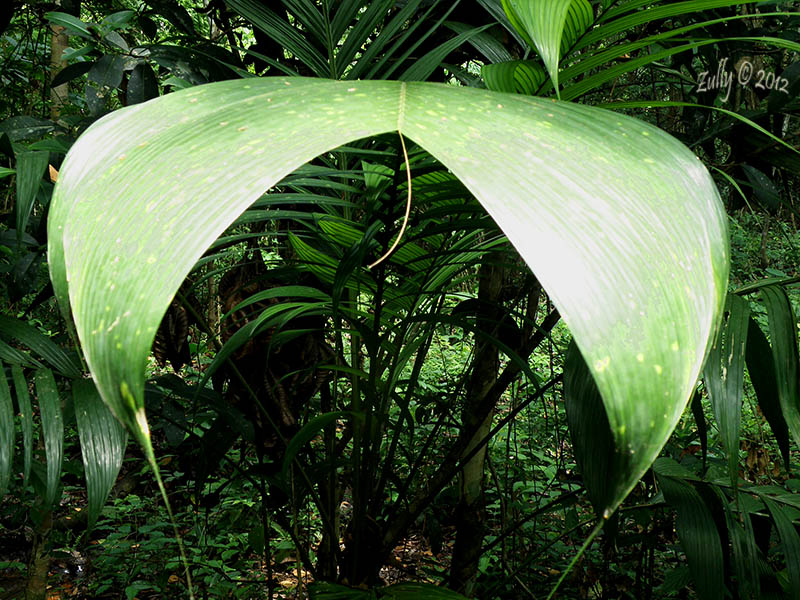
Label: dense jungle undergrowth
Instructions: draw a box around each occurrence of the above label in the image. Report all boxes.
[1,1,800,599]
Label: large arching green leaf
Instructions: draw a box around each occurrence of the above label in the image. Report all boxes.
[47,77,728,515]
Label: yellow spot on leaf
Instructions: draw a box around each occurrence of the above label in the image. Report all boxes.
[594,356,611,372]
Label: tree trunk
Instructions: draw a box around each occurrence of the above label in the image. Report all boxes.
[49,0,70,119]
[449,258,503,595]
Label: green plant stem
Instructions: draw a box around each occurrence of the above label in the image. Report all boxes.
[143,443,195,600]
[545,518,605,600]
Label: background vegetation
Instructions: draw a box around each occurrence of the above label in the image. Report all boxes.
[0,1,799,599]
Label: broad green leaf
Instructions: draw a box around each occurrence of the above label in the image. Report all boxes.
[501,0,574,97]
[127,64,159,106]
[0,167,15,179]
[36,369,63,507]
[657,475,725,600]
[482,60,546,95]
[759,286,800,450]
[0,368,13,497]
[763,496,800,600]
[48,78,728,516]
[11,365,32,486]
[74,378,127,529]
[51,61,94,89]
[703,293,749,489]
[45,11,94,39]
[745,315,792,470]
[15,150,49,244]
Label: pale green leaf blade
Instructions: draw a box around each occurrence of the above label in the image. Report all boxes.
[702,293,749,488]
[400,83,728,514]
[501,0,574,96]
[74,378,127,529]
[36,368,63,507]
[49,78,728,518]
[48,78,400,445]
[0,367,14,498]
[11,365,32,486]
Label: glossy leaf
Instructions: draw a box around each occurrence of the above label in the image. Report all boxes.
[127,64,160,106]
[11,365,32,486]
[48,78,728,516]
[0,368,13,497]
[45,11,93,39]
[759,285,800,450]
[74,378,127,529]
[15,150,49,244]
[703,293,749,488]
[51,61,94,89]
[657,474,725,600]
[36,369,63,507]
[501,0,573,96]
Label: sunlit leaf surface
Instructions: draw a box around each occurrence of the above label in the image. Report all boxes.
[48,78,728,514]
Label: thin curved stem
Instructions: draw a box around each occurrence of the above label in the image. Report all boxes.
[367,133,412,270]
